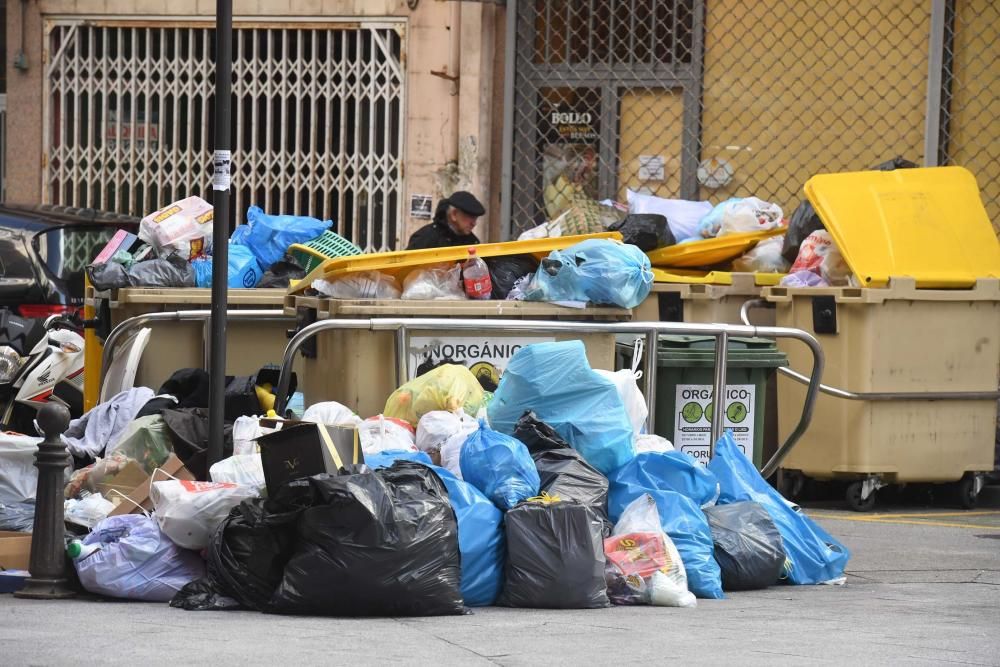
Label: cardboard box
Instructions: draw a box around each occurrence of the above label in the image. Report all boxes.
[0,532,32,571]
[257,422,362,495]
[108,454,195,516]
[96,460,149,500]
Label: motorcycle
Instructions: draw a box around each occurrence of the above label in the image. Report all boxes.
[0,309,85,433]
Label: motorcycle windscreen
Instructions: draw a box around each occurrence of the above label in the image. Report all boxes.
[101,327,151,403]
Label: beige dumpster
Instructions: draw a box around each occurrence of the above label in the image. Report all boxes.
[284,296,630,419]
[634,272,780,326]
[767,166,1000,511]
[89,287,291,391]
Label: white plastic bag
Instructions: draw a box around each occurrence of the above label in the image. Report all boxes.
[74,514,205,602]
[64,493,115,529]
[0,434,43,504]
[627,190,713,242]
[719,197,783,236]
[593,339,648,437]
[150,476,256,550]
[313,271,401,299]
[437,411,481,479]
[357,415,417,454]
[416,409,478,461]
[635,434,675,454]
[139,196,214,260]
[402,265,467,300]
[302,401,363,427]
[607,494,696,608]
[232,416,268,456]
[732,236,790,273]
[209,454,267,495]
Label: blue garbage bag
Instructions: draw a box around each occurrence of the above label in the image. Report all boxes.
[231,205,331,270]
[608,461,725,599]
[363,449,433,469]
[432,465,505,606]
[191,244,263,289]
[359,452,504,605]
[708,433,850,585]
[74,514,205,602]
[460,421,540,511]
[488,341,635,476]
[524,239,653,308]
[616,451,720,508]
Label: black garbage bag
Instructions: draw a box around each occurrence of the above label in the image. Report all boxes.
[704,501,787,591]
[87,254,196,290]
[161,408,233,480]
[258,254,307,289]
[226,366,296,421]
[269,461,464,616]
[608,213,675,252]
[498,501,609,609]
[156,369,211,410]
[211,498,300,609]
[171,497,301,611]
[781,156,918,263]
[513,412,610,528]
[170,579,242,611]
[486,255,539,300]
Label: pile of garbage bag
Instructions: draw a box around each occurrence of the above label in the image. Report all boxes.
[0,338,850,617]
[87,196,339,291]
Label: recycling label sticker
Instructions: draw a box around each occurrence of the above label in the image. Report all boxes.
[674,383,755,466]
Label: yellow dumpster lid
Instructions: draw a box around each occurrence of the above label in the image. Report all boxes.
[645,228,784,269]
[288,231,623,294]
[804,166,1000,288]
[651,268,785,286]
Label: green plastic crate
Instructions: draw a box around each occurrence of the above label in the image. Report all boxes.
[290,231,363,272]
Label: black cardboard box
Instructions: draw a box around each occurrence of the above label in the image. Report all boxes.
[257,422,362,495]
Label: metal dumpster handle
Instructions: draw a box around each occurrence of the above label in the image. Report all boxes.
[99,309,293,389]
[274,317,826,473]
[741,299,1000,403]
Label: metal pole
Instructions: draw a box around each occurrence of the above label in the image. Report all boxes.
[644,330,658,435]
[209,0,233,467]
[499,0,517,240]
[923,0,947,167]
[708,330,729,457]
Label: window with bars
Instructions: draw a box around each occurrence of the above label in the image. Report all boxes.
[532,0,695,66]
[44,22,405,252]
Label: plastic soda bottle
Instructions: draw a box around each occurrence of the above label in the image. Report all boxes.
[67,540,102,561]
[462,247,492,300]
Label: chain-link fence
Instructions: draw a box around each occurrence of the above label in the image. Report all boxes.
[505,0,1000,237]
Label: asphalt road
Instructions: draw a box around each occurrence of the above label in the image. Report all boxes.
[3,503,999,666]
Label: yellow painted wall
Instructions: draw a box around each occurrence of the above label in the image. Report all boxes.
[698,0,930,215]
[617,89,684,200]
[949,0,1000,234]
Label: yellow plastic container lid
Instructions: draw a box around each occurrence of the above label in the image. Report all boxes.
[289,231,623,294]
[804,166,1000,289]
[651,268,785,286]
[645,228,785,268]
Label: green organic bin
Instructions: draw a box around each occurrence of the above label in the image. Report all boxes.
[620,336,787,469]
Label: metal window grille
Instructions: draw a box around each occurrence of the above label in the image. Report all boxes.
[44,21,405,252]
[505,0,1000,238]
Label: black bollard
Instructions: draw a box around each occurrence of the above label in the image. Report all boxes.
[15,403,76,599]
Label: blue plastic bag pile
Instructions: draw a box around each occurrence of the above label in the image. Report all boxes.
[194,205,331,288]
[371,339,849,609]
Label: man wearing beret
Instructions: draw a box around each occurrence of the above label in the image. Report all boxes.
[406,191,486,250]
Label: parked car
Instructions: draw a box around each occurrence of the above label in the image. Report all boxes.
[0,204,139,318]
